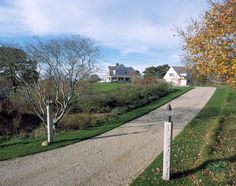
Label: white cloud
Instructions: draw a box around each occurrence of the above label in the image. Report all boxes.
[0,1,27,35]
[0,0,209,74]
[0,0,207,53]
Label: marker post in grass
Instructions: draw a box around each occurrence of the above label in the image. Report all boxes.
[163,104,173,180]
[46,96,53,143]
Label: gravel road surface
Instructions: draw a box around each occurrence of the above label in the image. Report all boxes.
[0,87,216,186]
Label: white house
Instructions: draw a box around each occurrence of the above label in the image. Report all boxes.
[163,66,191,86]
[105,63,139,83]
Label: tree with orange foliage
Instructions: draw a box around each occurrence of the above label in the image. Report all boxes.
[177,0,236,86]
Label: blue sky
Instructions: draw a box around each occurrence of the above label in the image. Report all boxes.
[0,0,209,76]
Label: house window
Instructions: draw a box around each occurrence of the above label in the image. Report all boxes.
[113,70,116,74]
[169,73,174,77]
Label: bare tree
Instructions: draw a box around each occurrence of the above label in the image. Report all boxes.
[16,35,99,128]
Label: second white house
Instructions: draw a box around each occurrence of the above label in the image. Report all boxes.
[163,66,192,86]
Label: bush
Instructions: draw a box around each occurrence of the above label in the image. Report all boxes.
[111,107,128,115]
[0,99,41,137]
[0,99,20,136]
[0,115,12,136]
[58,113,92,130]
[8,94,33,114]
[69,82,173,114]
[0,82,175,136]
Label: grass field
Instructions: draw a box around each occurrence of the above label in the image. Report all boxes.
[0,86,191,161]
[131,86,236,185]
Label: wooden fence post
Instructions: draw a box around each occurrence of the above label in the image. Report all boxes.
[163,104,173,180]
[46,97,53,143]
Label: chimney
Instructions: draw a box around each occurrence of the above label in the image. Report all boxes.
[116,63,119,66]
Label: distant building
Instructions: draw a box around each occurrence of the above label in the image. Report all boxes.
[163,66,192,86]
[105,63,139,83]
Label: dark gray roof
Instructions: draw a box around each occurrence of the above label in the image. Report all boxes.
[126,67,134,71]
[108,66,117,71]
[108,64,134,71]
[172,66,187,75]
[108,64,124,70]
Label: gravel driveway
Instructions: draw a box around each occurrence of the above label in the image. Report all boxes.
[0,87,216,186]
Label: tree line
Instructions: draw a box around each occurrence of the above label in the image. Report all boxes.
[143,64,169,78]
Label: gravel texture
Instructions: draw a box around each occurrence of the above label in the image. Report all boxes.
[0,87,216,186]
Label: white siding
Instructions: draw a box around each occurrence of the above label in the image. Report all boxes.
[163,67,181,85]
[105,76,112,82]
[180,79,187,86]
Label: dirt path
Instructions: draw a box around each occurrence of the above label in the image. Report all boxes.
[0,87,215,186]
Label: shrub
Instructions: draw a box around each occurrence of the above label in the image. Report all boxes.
[0,99,20,136]
[0,99,41,137]
[0,115,12,136]
[69,83,173,114]
[111,107,128,115]
[59,113,92,130]
[0,82,175,136]
[8,93,33,114]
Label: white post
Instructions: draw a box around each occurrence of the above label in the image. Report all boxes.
[163,121,173,180]
[46,101,53,143]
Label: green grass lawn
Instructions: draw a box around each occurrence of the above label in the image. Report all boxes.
[131,86,236,186]
[0,86,192,161]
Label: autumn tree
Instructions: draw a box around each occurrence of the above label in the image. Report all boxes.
[177,0,236,86]
[7,35,99,128]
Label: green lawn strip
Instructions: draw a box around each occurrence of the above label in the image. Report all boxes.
[130,86,229,186]
[200,87,228,160]
[196,87,236,185]
[0,87,191,161]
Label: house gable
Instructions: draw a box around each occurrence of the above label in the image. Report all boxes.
[163,67,180,80]
[163,66,191,86]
